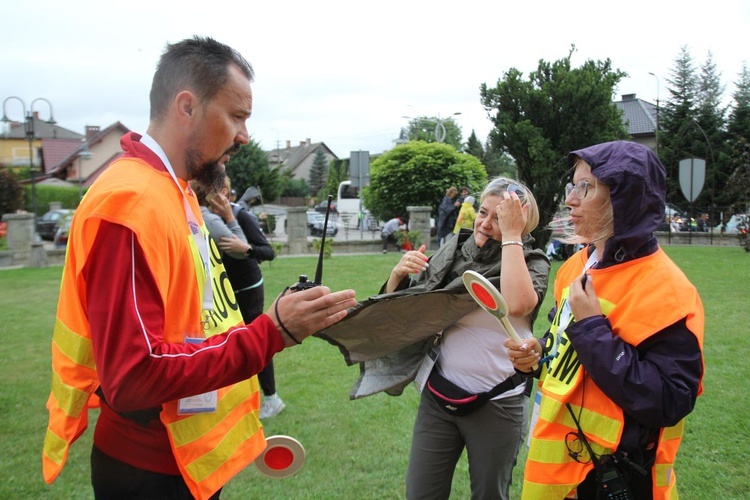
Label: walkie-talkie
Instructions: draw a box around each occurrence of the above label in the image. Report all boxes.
[290,194,333,291]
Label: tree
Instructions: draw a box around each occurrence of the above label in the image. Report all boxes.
[224,138,283,203]
[324,158,349,199]
[695,51,731,213]
[278,174,310,198]
[0,169,24,215]
[465,130,484,160]
[480,46,628,247]
[308,145,329,197]
[658,46,702,212]
[726,65,750,217]
[482,139,518,179]
[728,63,750,142]
[402,116,463,150]
[362,141,487,223]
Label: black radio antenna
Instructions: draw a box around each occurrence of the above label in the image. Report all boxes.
[313,195,333,284]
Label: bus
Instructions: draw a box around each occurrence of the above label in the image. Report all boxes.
[336,180,379,230]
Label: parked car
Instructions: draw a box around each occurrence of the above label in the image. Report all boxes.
[53,211,75,247]
[715,214,749,234]
[307,210,338,237]
[36,209,73,241]
[314,199,337,215]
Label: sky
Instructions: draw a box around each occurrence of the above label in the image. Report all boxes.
[2,0,748,159]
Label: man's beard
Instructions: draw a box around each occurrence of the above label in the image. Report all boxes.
[185,143,240,193]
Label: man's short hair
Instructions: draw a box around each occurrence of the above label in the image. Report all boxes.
[149,36,254,122]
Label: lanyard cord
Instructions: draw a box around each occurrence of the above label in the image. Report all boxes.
[541,248,598,366]
[139,134,213,310]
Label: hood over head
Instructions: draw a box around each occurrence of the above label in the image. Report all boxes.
[568,141,665,260]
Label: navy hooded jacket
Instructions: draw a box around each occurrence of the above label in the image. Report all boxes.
[557,141,703,463]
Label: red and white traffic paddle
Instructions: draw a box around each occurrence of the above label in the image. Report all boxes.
[254,435,306,478]
[462,270,522,342]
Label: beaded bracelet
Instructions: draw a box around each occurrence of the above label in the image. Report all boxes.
[501,240,524,248]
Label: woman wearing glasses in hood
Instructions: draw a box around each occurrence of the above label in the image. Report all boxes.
[506,141,704,499]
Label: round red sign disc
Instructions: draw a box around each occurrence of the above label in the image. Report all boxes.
[254,435,305,478]
[471,282,497,309]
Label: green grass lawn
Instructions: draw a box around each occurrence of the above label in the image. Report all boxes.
[1,246,748,499]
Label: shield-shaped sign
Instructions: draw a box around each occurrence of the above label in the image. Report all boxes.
[679,158,706,203]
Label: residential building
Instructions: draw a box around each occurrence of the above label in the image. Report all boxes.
[43,123,129,189]
[1,112,82,168]
[266,138,338,180]
[615,93,658,151]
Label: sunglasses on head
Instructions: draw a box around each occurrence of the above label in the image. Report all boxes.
[499,182,526,203]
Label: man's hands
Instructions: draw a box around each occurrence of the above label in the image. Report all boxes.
[267,286,357,347]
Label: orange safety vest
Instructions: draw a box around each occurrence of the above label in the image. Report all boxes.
[43,158,265,500]
[523,248,704,500]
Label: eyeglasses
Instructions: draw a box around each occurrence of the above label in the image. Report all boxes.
[565,180,594,200]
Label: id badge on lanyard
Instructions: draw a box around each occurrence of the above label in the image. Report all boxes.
[177,337,218,414]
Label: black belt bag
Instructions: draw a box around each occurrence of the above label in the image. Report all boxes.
[427,370,524,416]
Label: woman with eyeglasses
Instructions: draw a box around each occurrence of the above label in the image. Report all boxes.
[382,177,550,499]
[506,141,704,499]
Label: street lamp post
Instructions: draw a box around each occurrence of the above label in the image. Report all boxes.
[648,72,660,156]
[2,96,57,219]
[402,112,462,143]
[433,112,461,143]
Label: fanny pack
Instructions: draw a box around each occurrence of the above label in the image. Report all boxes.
[427,369,524,416]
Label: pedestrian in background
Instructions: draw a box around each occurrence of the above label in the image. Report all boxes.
[437,186,458,246]
[382,216,405,253]
[452,194,476,234]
